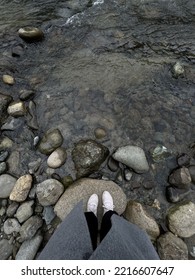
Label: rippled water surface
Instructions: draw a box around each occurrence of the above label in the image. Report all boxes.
[0,0,195,205]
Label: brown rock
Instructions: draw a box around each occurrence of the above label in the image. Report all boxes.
[168,167,191,189]
[9,174,33,202]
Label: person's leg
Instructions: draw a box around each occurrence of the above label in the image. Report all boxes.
[84,212,98,250]
[85,194,99,250]
[100,210,118,241]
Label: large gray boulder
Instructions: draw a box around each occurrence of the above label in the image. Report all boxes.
[54,178,127,225]
[112,145,149,173]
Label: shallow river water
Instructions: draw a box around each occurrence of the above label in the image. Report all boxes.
[0,0,195,256]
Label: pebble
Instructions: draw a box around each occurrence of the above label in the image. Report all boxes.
[1,117,24,131]
[28,158,42,174]
[177,153,191,167]
[0,150,9,162]
[0,174,17,198]
[26,101,38,130]
[0,239,13,259]
[61,175,74,188]
[172,61,185,77]
[11,44,24,57]
[42,206,56,225]
[47,147,67,168]
[0,162,7,174]
[157,232,188,260]
[112,145,149,174]
[14,200,34,223]
[0,136,13,149]
[124,200,160,241]
[168,167,191,189]
[19,216,43,242]
[18,27,44,42]
[19,89,35,101]
[15,234,43,260]
[107,156,119,172]
[7,101,26,117]
[168,201,195,237]
[188,165,195,184]
[94,127,107,139]
[124,169,133,181]
[37,128,64,155]
[9,174,33,202]
[36,179,64,206]
[2,74,15,85]
[166,185,190,203]
[3,218,21,235]
[6,202,19,217]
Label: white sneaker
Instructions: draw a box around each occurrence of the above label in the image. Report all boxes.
[87,194,99,216]
[102,191,114,214]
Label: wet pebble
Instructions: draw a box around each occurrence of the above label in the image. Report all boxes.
[0,136,13,149]
[28,158,42,174]
[19,216,43,242]
[3,218,21,235]
[168,167,191,189]
[166,185,190,203]
[47,147,67,168]
[177,153,191,167]
[37,128,64,155]
[124,169,133,181]
[14,200,34,223]
[0,162,7,174]
[6,202,19,217]
[61,175,74,189]
[36,179,64,206]
[15,234,43,260]
[2,74,15,85]
[172,61,185,77]
[19,89,35,101]
[143,180,156,190]
[26,101,38,130]
[7,101,26,117]
[18,27,44,42]
[0,151,9,162]
[94,127,107,139]
[107,156,119,172]
[0,93,13,123]
[9,174,33,202]
[0,174,17,198]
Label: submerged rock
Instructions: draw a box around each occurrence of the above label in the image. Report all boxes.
[112,145,149,173]
[188,166,195,184]
[2,74,15,85]
[18,27,44,42]
[167,201,195,238]
[168,167,191,189]
[47,147,67,168]
[157,232,188,260]
[72,139,109,178]
[7,101,26,117]
[0,93,13,124]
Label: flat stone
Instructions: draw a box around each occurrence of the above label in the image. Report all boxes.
[9,174,33,202]
[0,239,13,260]
[112,145,149,173]
[157,232,188,260]
[72,139,109,178]
[14,200,34,223]
[0,174,17,198]
[47,147,67,168]
[124,200,160,241]
[15,234,43,260]
[36,179,64,206]
[19,215,43,242]
[2,74,15,85]
[167,201,195,238]
[54,178,127,225]
[37,128,63,155]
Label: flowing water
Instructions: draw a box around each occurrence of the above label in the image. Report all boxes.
[0,0,195,217]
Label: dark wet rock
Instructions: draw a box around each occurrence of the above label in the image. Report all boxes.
[143,180,156,190]
[0,239,13,260]
[0,92,13,124]
[6,150,20,177]
[7,101,26,117]
[61,175,74,189]
[26,101,38,130]
[107,155,119,172]
[19,89,35,101]
[15,233,42,260]
[54,178,127,221]
[166,185,190,203]
[9,174,33,202]
[0,137,13,150]
[28,158,42,174]
[157,232,188,260]
[177,153,191,167]
[72,139,109,178]
[167,201,195,238]
[37,128,63,155]
[47,147,67,168]
[18,27,44,42]
[3,218,21,235]
[11,44,24,57]
[36,179,64,206]
[172,62,185,78]
[0,162,7,174]
[6,202,19,217]
[2,74,15,85]
[124,200,160,241]
[1,117,24,131]
[188,166,195,184]
[124,169,133,181]
[42,206,56,225]
[0,174,17,198]
[151,145,172,162]
[168,167,191,189]
[112,145,149,174]
[14,200,34,223]
[0,150,9,162]
[19,215,43,242]
[94,127,107,139]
